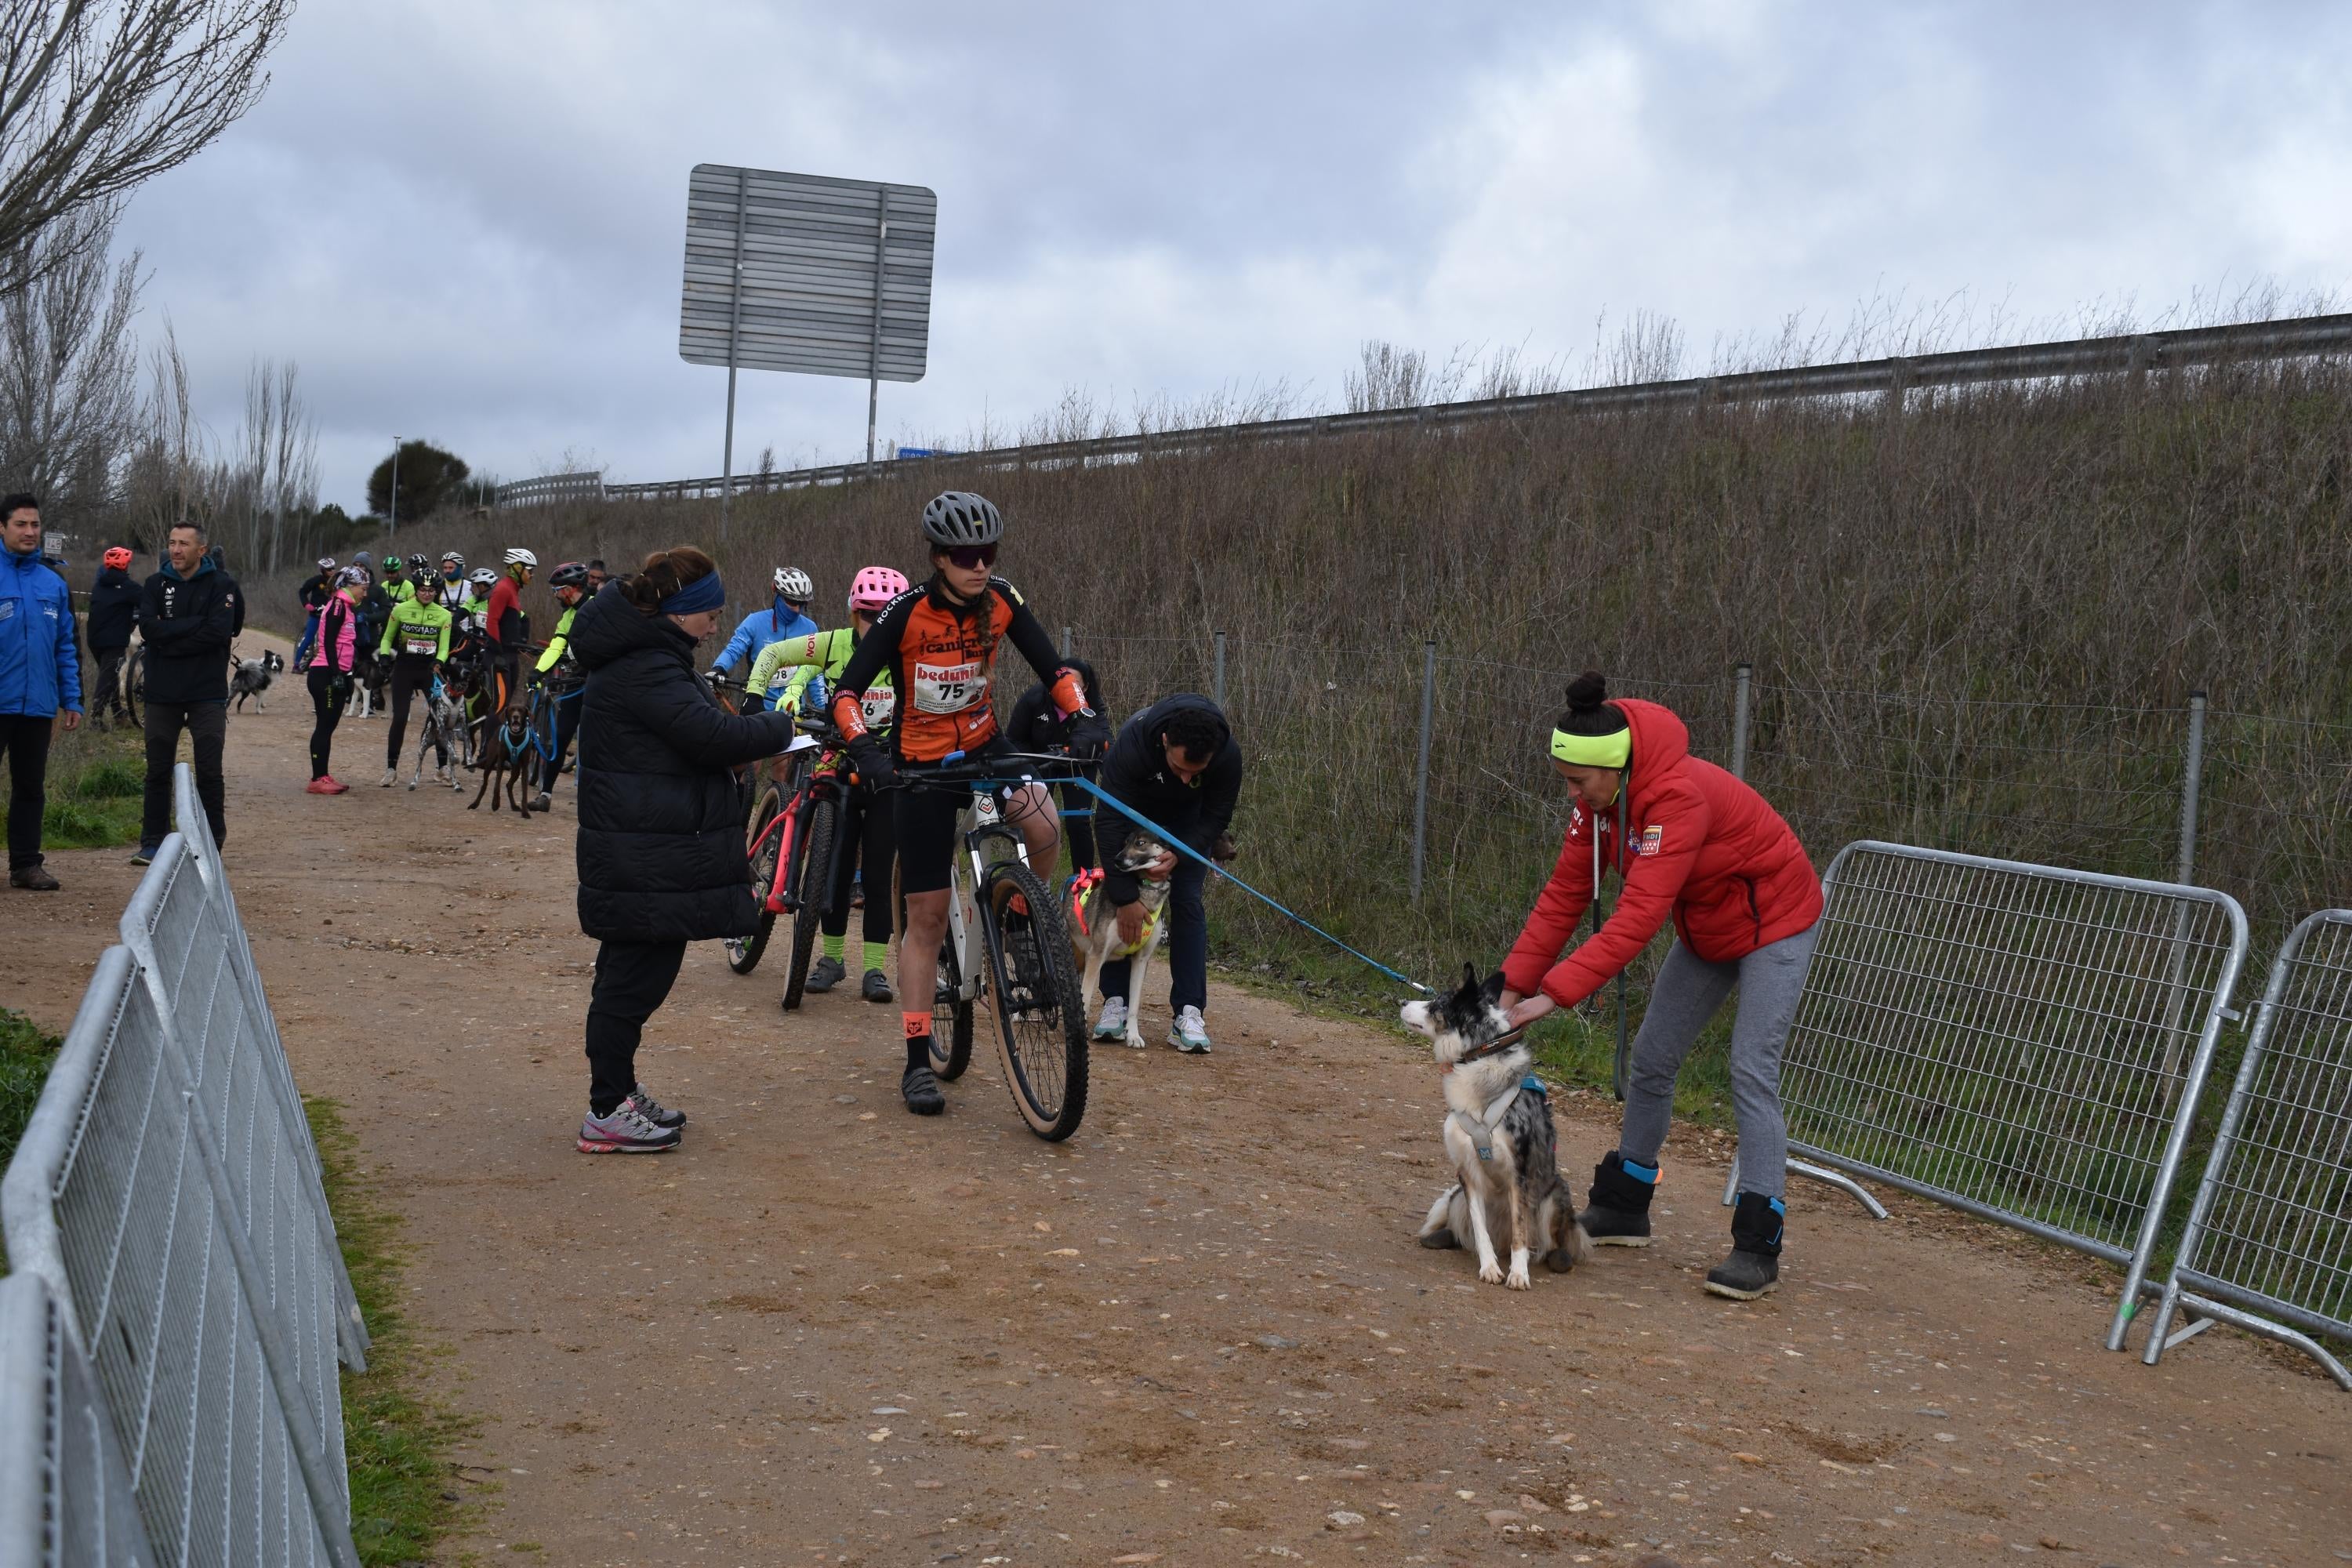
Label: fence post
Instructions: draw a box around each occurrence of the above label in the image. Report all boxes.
[1730,661,1753,779]
[1059,625,1073,659]
[1213,630,1227,707]
[1410,639,1436,905]
[2177,690,2208,884]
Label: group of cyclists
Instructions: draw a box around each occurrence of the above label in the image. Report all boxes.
[289,546,607,800]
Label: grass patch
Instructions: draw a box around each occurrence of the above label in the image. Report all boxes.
[307,1095,477,1565]
[42,720,145,851]
[0,1007,64,1195]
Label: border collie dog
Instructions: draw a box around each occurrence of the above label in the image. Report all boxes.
[230,648,285,711]
[1400,965,1591,1289]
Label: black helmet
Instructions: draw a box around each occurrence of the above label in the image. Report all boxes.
[549,560,591,590]
[921,491,1003,548]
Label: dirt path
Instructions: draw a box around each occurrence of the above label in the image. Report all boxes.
[7,631,2346,1568]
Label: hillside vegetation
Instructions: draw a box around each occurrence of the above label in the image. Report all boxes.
[257,358,2352,1009]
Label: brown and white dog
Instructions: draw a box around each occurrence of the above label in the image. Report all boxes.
[1400,965,1590,1289]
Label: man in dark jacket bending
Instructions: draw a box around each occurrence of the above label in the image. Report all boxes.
[1088,692,1243,1054]
[135,521,237,863]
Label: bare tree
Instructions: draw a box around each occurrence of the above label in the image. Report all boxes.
[265,357,314,572]
[120,316,205,543]
[0,194,140,511]
[0,0,293,284]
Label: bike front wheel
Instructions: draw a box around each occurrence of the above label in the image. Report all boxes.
[727,786,784,975]
[780,794,837,1011]
[979,860,1088,1141]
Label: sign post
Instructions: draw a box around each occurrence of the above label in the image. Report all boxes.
[679,165,935,511]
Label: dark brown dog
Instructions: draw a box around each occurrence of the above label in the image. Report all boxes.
[468,703,535,817]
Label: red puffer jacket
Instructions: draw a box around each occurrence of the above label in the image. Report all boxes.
[1501,698,1822,1009]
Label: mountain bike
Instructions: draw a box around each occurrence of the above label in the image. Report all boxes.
[725,717,844,1004]
[890,750,1089,1142]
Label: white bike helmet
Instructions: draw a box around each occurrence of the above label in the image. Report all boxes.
[315,556,336,572]
[773,566,814,601]
[468,568,497,588]
[503,547,537,568]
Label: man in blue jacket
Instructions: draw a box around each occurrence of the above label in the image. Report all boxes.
[0,493,82,891]
[706,566,818,713]
[134,520,237,865]
[1087,692,1243,1054]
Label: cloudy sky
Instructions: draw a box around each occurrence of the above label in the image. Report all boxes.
[114,1,2352,513]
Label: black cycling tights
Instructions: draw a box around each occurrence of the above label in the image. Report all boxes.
[822,784,898,946]
[385,656,447,768]
[307,666,347,780]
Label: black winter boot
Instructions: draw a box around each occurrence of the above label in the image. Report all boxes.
[1704,1192,1784,1300]
[1577,1151,1657,1246]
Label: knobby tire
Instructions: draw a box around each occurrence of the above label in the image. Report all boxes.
[728,785,784,975]
[981,859,1088,1142]
[781,794,838,1011]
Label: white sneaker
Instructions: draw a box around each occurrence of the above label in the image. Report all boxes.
[1168,1005,1211,1054]
[378,768,396,787]
[1091,996,1129,1042]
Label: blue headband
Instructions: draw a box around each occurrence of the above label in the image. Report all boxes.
[658,571,725,615]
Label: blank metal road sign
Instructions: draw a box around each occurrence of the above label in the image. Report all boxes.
[678,163,936,383]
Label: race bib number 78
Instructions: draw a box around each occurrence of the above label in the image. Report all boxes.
[911,659,984,716]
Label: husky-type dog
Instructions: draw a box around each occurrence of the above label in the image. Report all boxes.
[1069,832,1175,1048]
[408,680,467,791]
[351,644,387,719]
[467,703,535,817]
[1400,965,1591,1290]
[229,648,285,711]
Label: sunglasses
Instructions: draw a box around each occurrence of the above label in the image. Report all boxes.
[942,544,998,570]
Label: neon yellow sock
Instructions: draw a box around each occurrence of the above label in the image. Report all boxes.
[864,939,890,973]
[822,933,844,962]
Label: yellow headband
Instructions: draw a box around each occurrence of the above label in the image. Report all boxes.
[1550,728,1630,768]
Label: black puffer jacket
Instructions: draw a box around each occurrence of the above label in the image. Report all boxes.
[572,584,797,942]
[1093,692,1243,905]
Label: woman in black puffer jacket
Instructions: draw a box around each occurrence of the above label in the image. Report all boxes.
[569,546,797,1153]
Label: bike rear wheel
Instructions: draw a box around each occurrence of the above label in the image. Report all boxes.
[980,860,1089,1141]
[781,794,838,1011]
[727,785,784,975]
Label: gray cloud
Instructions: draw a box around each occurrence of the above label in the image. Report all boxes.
[110,0,2352,511]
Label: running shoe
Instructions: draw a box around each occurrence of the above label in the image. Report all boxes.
[625,1086,686,1130]
[305,777,343,795]
[378,768,397,787]
[578,1101,681,1153]
[1168,1005,1212,1054]
[1091,996,1130,1042]
[129,848,154,866]
[804,955,848,993]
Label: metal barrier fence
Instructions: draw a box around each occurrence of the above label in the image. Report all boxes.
[1773,842,2249,1348]
[0,1272,152,1566]
[498,310,2352,506]
[3,942,360,1566]
[2142,909,2352,1388]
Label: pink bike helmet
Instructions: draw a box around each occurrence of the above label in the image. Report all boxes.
[848,565,909,612]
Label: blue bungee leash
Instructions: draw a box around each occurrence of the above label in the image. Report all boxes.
[1054,775,1432,996]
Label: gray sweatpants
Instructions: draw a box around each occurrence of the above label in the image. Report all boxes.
[1616,920,1820,1201]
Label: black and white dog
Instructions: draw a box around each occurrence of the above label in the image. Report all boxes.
[229,648,285,711]
[1400,966,1590,1289]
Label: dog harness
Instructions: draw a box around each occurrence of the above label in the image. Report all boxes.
[1450,1075,1547,1163]
[1066,866,1162,956]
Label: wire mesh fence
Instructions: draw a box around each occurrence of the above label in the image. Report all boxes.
[1773,847,2249,1336]
[2,944,358,1566]
[0,1271,153,1566]
[2144,909,2352,1388]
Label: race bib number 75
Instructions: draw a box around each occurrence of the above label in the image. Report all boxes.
[911,659,984,716]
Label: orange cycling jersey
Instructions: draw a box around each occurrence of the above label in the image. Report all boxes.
[830,576,1087,762]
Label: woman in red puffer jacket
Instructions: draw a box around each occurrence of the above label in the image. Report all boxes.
[1497,671,1822,1302]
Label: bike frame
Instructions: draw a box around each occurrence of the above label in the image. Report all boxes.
[747,731,850,916]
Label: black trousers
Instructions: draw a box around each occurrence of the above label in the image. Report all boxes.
[1058,779,1097,872]
[138,700,227,855]
[90,647,129,719]
[307,666,347,779]
[821,782,898,946]
[384,657,445,768]
[586,938,688,1116]
[542,683,583,800]
[0,713,53,869]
